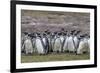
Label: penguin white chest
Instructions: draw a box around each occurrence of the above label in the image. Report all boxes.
[73,36,79,49]
[63,37,68,52]
[42,38,46,46]
[67,36,75,52]
[24,39,33,54]
[77,38,89,54]
[36,38,45,54]
[60,36,64,43]
[53,38,62,52]
[77,40,85,54]
[88,39,90,48]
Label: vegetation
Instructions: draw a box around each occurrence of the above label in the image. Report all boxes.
[21,53,90,63]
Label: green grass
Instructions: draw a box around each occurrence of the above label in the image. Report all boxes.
[21,53,90,63]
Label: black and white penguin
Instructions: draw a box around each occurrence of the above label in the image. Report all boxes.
[35,33,45,55]
[87,35,90,53]
[53,32,62,53]
[60,33,65,52]
[77,34,89,54]
[50,32,56,52]
[83,34,90,53]
[31,33,37,54]
[60,28,65,44]
[73,30,80,53]
[42,33,49,54]
[46,31,52,53]
[67,31,75,53]
[62,31,69,52]
[21,32,29,53]
[22,33,34,55]
[60,32,65,45]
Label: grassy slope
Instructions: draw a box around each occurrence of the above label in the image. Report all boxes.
[21,53,90,63]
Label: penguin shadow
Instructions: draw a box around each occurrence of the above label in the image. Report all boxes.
[83,51,89,54]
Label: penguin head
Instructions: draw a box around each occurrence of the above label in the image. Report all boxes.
[44,30,47,33]
[78,37,82,40]
[74,30,81,36]
[43,33,46,37]
[23,32,28,35]
[88,35,90,38]
[71,30,76,33]
[38,33,41,38]
[77,30,81,34]
[79,34,85,39]
[37,32,41,36]
[84,33,90,39]
[31,33,36,38]
[70,31,73,35]
[27,33,32,39]
[58,32,61,36]
[63,32,67,36]
[47,31,50,35]
[54,32,57,35]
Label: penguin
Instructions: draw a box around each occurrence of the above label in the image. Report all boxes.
[59,32,65,52]
[62,32,69,52]
[35,33,45,55]
[73,30,80,53]
[42,33,49,54]
[31,33,37,54]
[60,32,65,44]
[77,35,84,54]
[51,32,56,52]
[83,34,90,53]
[73,36,79,53]
[53,32,62,53]
[77,34,89,54]
[21,32,28,53]
[21,34,25,53]
[22,34,34,55]
[87,37,90,53]
[42,33,47,47]
[46,31,52,52]
[67,31,75,53]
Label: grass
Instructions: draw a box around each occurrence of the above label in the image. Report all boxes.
[21,53,90,63]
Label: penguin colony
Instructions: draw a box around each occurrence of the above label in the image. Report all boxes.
[21,29,90,55]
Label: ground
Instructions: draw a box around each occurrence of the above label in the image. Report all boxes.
[21,10,90,34]
[21,53,90,63]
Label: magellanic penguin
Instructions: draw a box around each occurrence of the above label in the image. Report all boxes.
[35,33,45,55]
[51,32,56,52]
[87,38,90,53]
[83,34,90,53]
[60,28,65,44]
[46,31,52,53]
[73,30,80,53]
[31,33,37,54]
[59,32,65,52]
[62,32,69,52]
[77,34,90,54]
[42,33,49,54]
[21,32,29,53]
[53,32,62,53]
[87,35,90,53]
[22,33,34,55]
[67,31,75,53]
